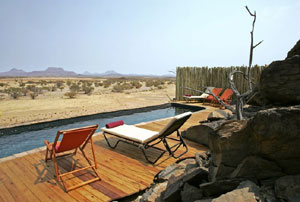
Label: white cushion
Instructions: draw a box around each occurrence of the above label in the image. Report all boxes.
[101,124,159,144]
[184,93,209,99]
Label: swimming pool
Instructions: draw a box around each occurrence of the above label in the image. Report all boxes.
[0,104,203,158]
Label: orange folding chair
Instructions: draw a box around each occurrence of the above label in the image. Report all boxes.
[44,124,100,192]
[203,88,223,104]
[212,88,234,106]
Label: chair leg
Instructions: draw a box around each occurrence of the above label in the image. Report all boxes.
[90,138,98,169]
[139,146,166,164]
[45,148,49,162]
[103,133,122,149]
[80,147,101,179]
[52,153,60,181]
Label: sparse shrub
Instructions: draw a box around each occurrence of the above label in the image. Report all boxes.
[103,80,114,88]
[42,86,51,91]
[30,92,38,99]
[56,81,64,89]
[26,84,42,95]
[112,83,133,92]
[64,91,77,98]
[66,80,72,86]
[26,85,37,92]
[145,80,155,87]
[8,87,22,99]
[19,82,25,87]
[21,88,28,96]
[94,82,103,87]
[40,80,48,85]
[70,83,80,92]
[157,85,163,89]
[59,86,65,91]
[82,85,94,95]
[0,83,4,87]
[130,81,142,89]
[51,86,57,92]
[153,80,163,87]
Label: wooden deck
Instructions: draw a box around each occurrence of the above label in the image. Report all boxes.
[0,105,214,202]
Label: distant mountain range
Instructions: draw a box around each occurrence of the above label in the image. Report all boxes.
[0,67,175,78]
[0,67,77,77]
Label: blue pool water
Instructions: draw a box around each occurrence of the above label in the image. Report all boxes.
[0,105,202,158]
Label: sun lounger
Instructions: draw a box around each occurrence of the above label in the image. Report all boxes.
[44,124,100,192]
[183,87,214,102]
[101,112,192,164]
[184,93,210,102]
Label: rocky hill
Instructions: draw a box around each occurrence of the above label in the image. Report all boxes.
[0,67,77,77]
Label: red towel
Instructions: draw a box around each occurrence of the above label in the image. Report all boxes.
[185,94,191,97]
[105,120,124,128]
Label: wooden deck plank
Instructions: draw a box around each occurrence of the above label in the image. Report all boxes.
[0,163,31,202]
[6,156,67,202]
[0,167,20,202]
[0,104,212,201]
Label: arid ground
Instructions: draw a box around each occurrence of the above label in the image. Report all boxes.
[0,77,175,128]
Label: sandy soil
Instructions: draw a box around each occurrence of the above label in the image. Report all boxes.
[0,78,175,128]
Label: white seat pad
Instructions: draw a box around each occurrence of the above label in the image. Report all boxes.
[184,93,209,99]
[101,124,159,144]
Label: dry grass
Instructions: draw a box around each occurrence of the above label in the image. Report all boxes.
[0,77,175,128]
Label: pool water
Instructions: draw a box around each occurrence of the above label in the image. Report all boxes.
[0,105,202,158]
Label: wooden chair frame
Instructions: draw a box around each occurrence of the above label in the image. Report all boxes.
[44,124,100,192]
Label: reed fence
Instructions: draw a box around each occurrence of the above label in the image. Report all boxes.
[176,66,266,100]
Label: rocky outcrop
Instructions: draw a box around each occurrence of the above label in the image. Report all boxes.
[182,109,232,146]
[275,174,300,202]
[287,39,300,58]
[204,181,263,202]
[209,105,300,181]
[259,40,300,106]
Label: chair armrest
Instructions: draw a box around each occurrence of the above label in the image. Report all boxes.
[44,140,52,150]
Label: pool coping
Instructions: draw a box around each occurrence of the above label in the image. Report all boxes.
[0,103,207,163]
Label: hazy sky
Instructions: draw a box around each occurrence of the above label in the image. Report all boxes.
[0,0,299,75]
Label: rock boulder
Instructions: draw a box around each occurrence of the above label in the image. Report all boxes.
[259,40,300,106]
[209,105,300,181]
[287,39,300,58]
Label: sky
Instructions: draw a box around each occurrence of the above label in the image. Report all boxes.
[0,0,299,75]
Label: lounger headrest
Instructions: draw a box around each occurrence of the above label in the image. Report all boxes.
[157,111,192,137]
[174,111,192,120]
[106,120,124,128]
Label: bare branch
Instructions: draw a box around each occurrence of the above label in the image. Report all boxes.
[253,40,263,49]
[245,6,255,16]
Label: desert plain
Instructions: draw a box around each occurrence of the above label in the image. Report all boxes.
[0,77,175,128]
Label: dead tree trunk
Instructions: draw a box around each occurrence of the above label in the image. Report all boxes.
[182,6,262,120]
[229,6,263,120]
